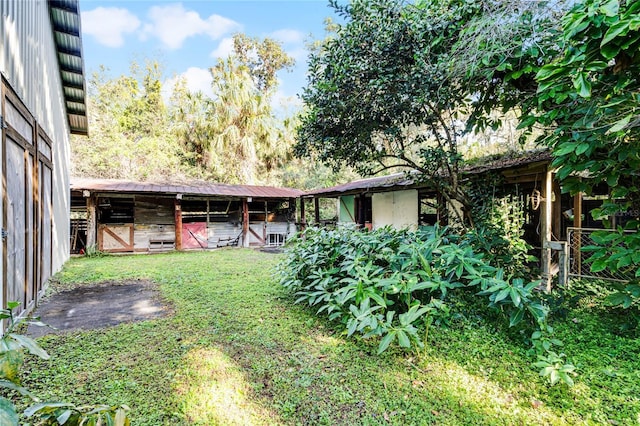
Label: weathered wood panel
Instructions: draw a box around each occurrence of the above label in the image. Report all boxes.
[6,136,26,313]
[26,153,34,309]
[249,223,266,246]
[98,224,134,253]
[207,223,242,248]
[1,0,74,284]
[133,224,175,251]
[135,196,174,225]
[39,164,52,290]
[183,222,207,249]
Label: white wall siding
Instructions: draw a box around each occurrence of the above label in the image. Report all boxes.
[1,0,72,274]
[372,190,419,230]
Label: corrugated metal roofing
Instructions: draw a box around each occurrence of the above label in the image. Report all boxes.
[307,150,552,197]
[48,0,88,135]
[71,178,305,199]
[306,173,416,197]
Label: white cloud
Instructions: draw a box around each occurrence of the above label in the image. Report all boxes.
[163,67,214,100]
[210,38,235,59]
[287,47,309,64]
[82,7,140,48]
[272,89,303,114]
[143,3,241,50]
[269,29,305,45]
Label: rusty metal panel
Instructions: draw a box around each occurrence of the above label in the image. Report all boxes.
[71,178,304,199]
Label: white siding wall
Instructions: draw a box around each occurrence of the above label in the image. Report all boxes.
[372,190,419,230]
[1,0,72,274]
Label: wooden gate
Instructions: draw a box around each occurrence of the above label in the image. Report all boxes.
[98,224,134,253]
[182,222,208,249]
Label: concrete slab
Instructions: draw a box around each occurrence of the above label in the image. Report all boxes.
[27,280,171,338]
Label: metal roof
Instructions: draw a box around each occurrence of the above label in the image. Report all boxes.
[305,173,416,197]
[48,0,88,135]
[307,150,553,197]
[71,178,305,199]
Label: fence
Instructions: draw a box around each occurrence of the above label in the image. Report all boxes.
[566,227,636,283]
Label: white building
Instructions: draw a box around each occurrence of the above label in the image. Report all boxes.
[0,0,87,318]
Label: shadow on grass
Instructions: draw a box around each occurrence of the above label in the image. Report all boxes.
[27,250,640,425]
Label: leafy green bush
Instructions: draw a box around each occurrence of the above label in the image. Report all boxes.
[276,225,573,385]
[583,226,640,310]
[466,174,538,279]
[0,303,130,425]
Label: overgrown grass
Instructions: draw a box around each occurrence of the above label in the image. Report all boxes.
[20,250,640,425]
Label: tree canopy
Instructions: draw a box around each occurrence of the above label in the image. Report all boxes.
[73,34,307,185]
[295,0,567,222]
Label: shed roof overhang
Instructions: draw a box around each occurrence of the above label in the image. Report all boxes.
[306,150,553,198]
[48,0,88,135]
[71,178,305,200]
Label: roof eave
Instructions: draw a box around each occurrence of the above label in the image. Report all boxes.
[48,0,88,135]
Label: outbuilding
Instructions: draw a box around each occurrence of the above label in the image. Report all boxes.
[0,0,87,318]
[71,178,303,254]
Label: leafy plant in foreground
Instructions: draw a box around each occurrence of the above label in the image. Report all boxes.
[0,303,130,425]
[277,226,574,385]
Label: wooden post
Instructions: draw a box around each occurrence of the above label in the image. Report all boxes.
[314,197,320,224]
[263,201,268,243]
[85,194,96,250]
[553,180,562,239]
[541,170,553,292]
[242,198,249,247]
[573,192,583,275]
[174,197,183,251]
[300,197,306,230]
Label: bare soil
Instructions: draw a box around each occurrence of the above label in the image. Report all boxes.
[27,279,171,338]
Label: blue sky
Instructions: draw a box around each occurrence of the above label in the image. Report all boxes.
[79,0,339,109]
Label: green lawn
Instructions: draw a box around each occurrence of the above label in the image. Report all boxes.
[21,249,640,425]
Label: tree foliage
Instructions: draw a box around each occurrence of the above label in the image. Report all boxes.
[72,33,330,186]
[72,62,189,181]
[296,0,565,223]
[530,0,640,205]
[232,33,296,93]
[526,0,640,306]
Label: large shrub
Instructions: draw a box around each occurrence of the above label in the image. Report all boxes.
[277,225,573,384]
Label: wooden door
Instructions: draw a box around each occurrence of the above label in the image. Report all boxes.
[5,136,27,313]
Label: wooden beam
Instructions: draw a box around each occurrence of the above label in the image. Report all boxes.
[174,198,183,251]
[541,170,553,292]
[263,201,268,242]
[314,197,320,224]
[242,198,249,247]
[553,179,562,239]
[573,192,582,275]
[86,195,96,249]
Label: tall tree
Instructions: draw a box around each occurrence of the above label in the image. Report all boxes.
[232,33,296,93]
[526,0,640,303]
[72,61,192,181]
[205,57,285,184]
[296,0,563,223]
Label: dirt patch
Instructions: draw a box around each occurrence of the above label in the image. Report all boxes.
[27,279,171,338]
